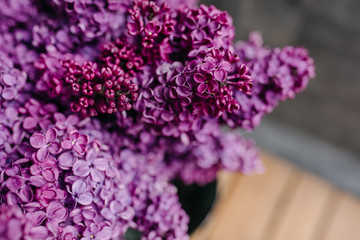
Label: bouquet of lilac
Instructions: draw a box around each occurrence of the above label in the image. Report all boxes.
[0,0,315,239]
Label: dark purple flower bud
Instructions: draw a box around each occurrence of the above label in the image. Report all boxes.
[101,67,113,79]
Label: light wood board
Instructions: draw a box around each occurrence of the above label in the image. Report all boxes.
[191,152,359,240]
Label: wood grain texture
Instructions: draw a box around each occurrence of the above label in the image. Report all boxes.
[265,174,331,240]
[191,152,360,240]
[323,194,360,240]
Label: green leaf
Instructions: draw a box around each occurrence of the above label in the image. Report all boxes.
[124,228,142,240]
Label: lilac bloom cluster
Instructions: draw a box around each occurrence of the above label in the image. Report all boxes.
[0,58,27,104]
[134,47,253,137]
[173,4,235,53]
[113,115,263,185]
[47,0,197,43]
[36,1,255,133]
[43,38,142,116]
[0,0,38,78]
[1,0,315,239]
[47,0,130,42]
[0,205,50,240]
[222,32,316,130]
[160,120,263,185]
[126,0,176,62]
[0,96,189,239]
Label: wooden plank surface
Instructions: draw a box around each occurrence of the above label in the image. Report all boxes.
[323,194,360,240]
[191,152,360,240]
[265,174,332,240]
[209,154,293,240]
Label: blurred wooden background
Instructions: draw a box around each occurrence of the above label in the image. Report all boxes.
[191,152,360,240]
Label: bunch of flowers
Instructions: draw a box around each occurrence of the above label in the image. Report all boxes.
[0,0,315,239]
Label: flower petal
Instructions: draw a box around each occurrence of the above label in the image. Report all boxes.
[45,128,57,143]
[200,62,216,72]
[61,139,72,150]
[67,114,79,125]
[219,61,232,71]
[42,169,56,182]
[18,185,33,203]
[27,211,47,226]
[41,189,57,200]
[77,192,93,205]
[93,158,109,171]
[48,142,61,154]
[2,73,17,86]
[96,226,112,239]
[214,69,227,81]
[119,207,135,220]
[29,175,47,187]
[47,201,67,223]
[176,86,192,97]
[27,226,49,240]
[193,73,206,83]
[2,87,17,100]
[211,81,220,93]
[57,152,75,170]
[22,202,42,212]
[6,176,24,192]
[82,209,96,220]
[29,133,46,148]
[76,135,88,145]
[197,83,206,93]
[100,208,114,220]
[90,168,105,182]
[46,220,59,237]
[174,74,186,85]
[36,147,48,162]
[22,116,37,130]
[72,160,90,177]
[73,142,86,155]
[72,179,88,195]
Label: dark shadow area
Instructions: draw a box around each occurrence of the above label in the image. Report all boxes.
[174,179,217,234]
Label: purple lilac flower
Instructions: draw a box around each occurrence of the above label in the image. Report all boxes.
[0,56,30,157]
[61,129,89,155]
[0,0,316,238]
[133,47,253,137]
[126,0,176,62]
[46,0,193,46]
[172,4,235,55]
[162,121,263,185]
[34,2,253,134]
[47,0,131,42]
[0,205,49,240]
[0,98,189,239]
[0,58,28,103]
[157,0,199,9]
[113,114,263,185]
[29,128,61,161]
[0,0,38,78]
[222,32,316,130]
[36,39,142,116]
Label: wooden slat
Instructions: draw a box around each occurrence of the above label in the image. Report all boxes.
[310,189,343,240]
[323,194,360,240]
[260,170,302,240]
[205,154,293,240]
[265,173,332,240]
